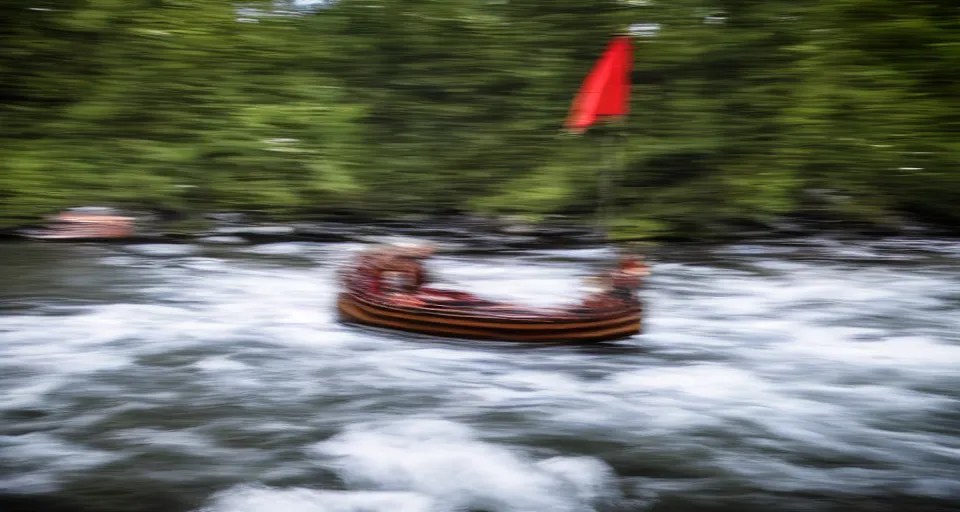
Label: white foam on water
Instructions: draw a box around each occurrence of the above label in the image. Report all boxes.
[0,432,122,492]
[201,486,436,512]
[241,243,312,256]
[200,236,248,245]
[123,244,200,257]
[307,419,619,512]
[530,247,618,260]
[1,239,958,507]
[193,356,252,372]
[781,334,960,370]
[430,259,586,307]
[607,364,773,402]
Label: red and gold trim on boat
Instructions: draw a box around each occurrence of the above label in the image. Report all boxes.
[337,293,642,343]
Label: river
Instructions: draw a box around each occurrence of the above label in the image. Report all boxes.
[0,237,958,512]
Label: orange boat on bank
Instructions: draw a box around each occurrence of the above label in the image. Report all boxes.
[336,244,646,344]
[19,208,135,241]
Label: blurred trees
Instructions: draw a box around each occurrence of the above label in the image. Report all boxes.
[1,0,958,236]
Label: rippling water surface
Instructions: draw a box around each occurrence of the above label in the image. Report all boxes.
[1,238,958,512]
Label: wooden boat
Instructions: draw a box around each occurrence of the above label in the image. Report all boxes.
[336,245,644,344]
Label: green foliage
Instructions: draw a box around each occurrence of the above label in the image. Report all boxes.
[1,0,958,235]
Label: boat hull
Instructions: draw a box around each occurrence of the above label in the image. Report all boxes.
[337,293,641,344]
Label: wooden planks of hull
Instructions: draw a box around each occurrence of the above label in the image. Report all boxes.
[337,294,641,344]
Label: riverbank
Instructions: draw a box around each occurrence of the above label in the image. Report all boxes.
[2,206,956,253]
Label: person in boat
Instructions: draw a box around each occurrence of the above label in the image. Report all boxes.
[354,243,435,301]
[355,253,383,294]
[381,243,435,306]
[381,270,427,307]
[394,243,435,290]
[609,255,649,302]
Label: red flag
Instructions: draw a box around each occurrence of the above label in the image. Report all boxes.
[565,36,632,133]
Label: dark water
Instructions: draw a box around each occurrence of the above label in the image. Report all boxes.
[0,238,958,512]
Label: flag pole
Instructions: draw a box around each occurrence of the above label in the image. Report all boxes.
[597,129,615,242]
[598,120,628,243]
[604,29,631,244]
[565,33,632,245]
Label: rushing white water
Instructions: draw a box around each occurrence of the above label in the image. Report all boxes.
[0,237,958,512]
